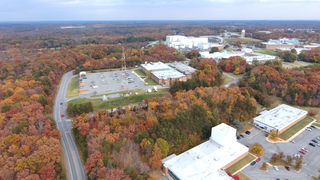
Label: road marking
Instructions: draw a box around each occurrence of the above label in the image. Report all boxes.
[59,74,81,180]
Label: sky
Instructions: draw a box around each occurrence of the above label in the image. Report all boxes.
[0,0,320,21]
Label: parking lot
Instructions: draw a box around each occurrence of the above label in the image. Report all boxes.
[79,70,147,96]
[239,127,320,180]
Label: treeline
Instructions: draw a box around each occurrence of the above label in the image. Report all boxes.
[169,78,210,94]
[218,56,248,74]
[67,102,93,116]
[238,64,320,107]
[117,36,155,43]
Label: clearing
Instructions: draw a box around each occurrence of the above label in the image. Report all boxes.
[225,38,262,44]
[279,117,314,140]
[226,153,256,174]
[222,75,234,86]
[67,88,169,111]
[144,78,159,86]
[255,49,278,56]
[66,76,79,98]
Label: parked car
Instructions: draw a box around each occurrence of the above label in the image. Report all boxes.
[265,134,269,137]
[306,127,312,131]
[285,166,291,171]
[309,143,316,147]
[256,158,261,162]
[250,161,256,166]
[237,136,242,140]
[60,102,63,105]
[274,166,279,171]
[290,140,296,144]
[312,139,318,143]
[293,154,300,158]
[301,148,309,152]
[317,137,320,140]
[245,131,251,135]
[311,125,316,128]
[239,135,244,138]
[299,150,305,154]
[61,114,64,117]
[318,144,320,147]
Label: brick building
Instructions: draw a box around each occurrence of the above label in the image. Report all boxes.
[161,123,249,180]
[140,62,195,86]
[262,38,299,50]
[262,43,296,50]
[253,104,308,134]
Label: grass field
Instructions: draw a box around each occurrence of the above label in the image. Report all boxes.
[226,154,256,174]
[133,69,146,78]
[255,49,278,56]
[145,78,159,86]
[225,37,262,43]
[236,172,251,180]
[222,75,234,86]
[66,76,79,98]
[67,88,169,111]
[280,117,314,140]
[282,61,309,69]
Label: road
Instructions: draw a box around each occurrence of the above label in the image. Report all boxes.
[53,71,87,180]
[223,73,241,87]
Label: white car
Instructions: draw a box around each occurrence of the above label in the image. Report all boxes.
[274,166,279,171]
[293,154,300,158]
[306,127,312,131]
[317,137,320,140]
[290,140,296,144]
[318,144,320,147]
[302,148,309,152]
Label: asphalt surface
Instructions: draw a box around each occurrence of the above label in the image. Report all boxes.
[239,127,320,180]
[53,71,86,180]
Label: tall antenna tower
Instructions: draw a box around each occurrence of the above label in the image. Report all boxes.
[120,46,129,91]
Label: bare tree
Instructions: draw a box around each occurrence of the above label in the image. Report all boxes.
[271,153,281,163]
[287,155,293,164]
[295,156,303,169]
[279,152,284,159]
[261,162,267,169]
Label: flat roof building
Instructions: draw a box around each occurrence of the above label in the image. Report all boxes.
[162,123,249,180]
[262,38,299,50]
[253,104,308,134]
[140,62,195,86]
[165,35,208,49]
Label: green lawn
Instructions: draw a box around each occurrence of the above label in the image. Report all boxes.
[91,89,146,98]
[145,78,159,86]
[225,37,262,43]
[255,49,278,56]
[222,75,234,86]
[280,117,314,140]
[66,76,79,98]
[226,154,255,174]
[67,88,169,111]
[133,69,146,78]
[236,172,251,180]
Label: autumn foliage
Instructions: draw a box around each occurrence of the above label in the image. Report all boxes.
[218,56,248,75]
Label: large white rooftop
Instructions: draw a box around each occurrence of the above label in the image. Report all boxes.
[254,104,308,131]
[167,62,196,75]
[141,62,171,72]
[162,123,248,180]
[152,69,186,80]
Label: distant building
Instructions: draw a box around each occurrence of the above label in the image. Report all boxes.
[198,43,224,50]
[241,29,245,39]
[303,43,320,50]
[276,47,310,54]
[262,38,299,50]
[162,123,249,180]
[165,35,208,49]
[258,31,272,34]
[253,104,308,134]
[140,62,195,86]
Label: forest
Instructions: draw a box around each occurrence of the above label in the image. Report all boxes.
[70,86,257,179]
[238,64,320,107]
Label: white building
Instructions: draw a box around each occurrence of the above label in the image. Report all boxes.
[253,104,308,134]
[200,50,245,59]
[162,123,249,180]
[303,43,320,50]
[165,35,208,49]
[198,43,224,50]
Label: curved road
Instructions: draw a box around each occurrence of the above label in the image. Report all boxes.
[53,71,86,180]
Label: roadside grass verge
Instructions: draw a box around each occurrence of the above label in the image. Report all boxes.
[279,117,314,140]
[66,76,79,98]
[236,172,251,180]
[133,69,146,78]
[226,154,255,174]
[222,75,234,86]
[68,88,169,111]
[144,78,159,86]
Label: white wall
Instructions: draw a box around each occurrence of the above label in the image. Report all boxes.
[210,123,237,148]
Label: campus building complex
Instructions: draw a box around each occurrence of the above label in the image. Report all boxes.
[262,38,299,50]
[165,35,208,49]
[140,62,196,86]
[162,123,249,180]
[253,104,308,134]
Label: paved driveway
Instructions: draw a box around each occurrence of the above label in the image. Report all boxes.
[238,127,320,180]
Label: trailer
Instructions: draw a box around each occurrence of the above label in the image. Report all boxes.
[79,89,89,92]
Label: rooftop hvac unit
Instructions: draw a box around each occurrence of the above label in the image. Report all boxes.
[197,155,203,159]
